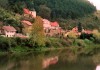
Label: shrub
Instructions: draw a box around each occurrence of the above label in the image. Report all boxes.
[74,39,86,47]
[0,36,17,51]
[67,31,78,39]
[80,33,93,40]
[92,29,100,43]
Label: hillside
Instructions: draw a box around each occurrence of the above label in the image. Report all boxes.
[0,0,99,31]
[0,0,96,19]
[59,11,100,31]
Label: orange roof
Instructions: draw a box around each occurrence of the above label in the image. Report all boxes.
[21,20,32,26]
[23,8,30,14]
[84,30,92,34]
[15,33,28,38]
[2,26,16,32]
[51,22,59,27]
[72,27,78,32]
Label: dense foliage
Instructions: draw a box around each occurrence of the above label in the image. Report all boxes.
[0,0,98,31]
[0,0,100,54]
[0,0,96,20]
[30,16,46,47]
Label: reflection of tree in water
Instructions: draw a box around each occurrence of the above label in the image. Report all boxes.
[7,53,43,70]
[0,54,9,70]
[59,49,78,63]
[0,51,60,70]
[92,53,100,65]
[0,50,97,70]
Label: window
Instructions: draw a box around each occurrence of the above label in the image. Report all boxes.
[7,35,8,37]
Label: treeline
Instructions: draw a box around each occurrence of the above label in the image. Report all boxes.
[0,0,96,20]
[34,0,96,19]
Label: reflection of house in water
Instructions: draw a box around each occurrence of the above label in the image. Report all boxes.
[42,56,58,68]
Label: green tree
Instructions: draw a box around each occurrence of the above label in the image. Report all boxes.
[38,5,51,19]
[30,16,46,47]
[78,22,82,32]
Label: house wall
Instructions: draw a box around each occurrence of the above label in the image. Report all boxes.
[22,23,32,36]
[30,11,36,18]
[4,30,16,37]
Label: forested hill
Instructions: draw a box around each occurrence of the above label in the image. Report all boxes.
[33,0,96,19]
[0,0,96,20]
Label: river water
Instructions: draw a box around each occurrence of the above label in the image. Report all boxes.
[0,50,99,70]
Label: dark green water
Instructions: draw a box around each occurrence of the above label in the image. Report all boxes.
[0,50,99,70]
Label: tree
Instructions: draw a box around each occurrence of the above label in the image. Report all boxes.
[38,5,51,19]
[78,22,82,32]
[30,16,46,47]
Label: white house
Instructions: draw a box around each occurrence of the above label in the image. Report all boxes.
[2,26,16,37]
[30,10,36,18]
[23,8,36,18]
[42,19,51,29]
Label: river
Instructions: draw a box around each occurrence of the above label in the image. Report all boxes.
[0,49,99,70]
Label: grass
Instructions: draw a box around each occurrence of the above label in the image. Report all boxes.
[0,37,100,55]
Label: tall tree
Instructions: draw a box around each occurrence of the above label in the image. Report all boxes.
[38,5,51,19]
[78,22,82,32]
[30,16,46,47]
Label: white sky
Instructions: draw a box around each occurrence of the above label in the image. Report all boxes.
[88,0,100,10]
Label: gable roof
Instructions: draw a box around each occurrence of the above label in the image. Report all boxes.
[42,19,50,24]
[15,33,28,38]
[51,22,59,27]
[21,20,32,26]
[23,8,30,14]
[2,26,16,32]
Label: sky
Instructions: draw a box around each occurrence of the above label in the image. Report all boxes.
[88,0,100,10]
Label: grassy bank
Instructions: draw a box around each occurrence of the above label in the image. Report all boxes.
[0,36,100,55]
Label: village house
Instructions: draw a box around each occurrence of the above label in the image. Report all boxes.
[1,26,16,37]
[42,19,51,35]
[23,8,36,18]
[23,8,65,37]
[42,19,65,37]
[50,22,60,30]
[15,33,28,38]
[21,20,32,36]
[72,27,78,33]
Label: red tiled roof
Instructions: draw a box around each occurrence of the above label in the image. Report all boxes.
[72,27,78,32]
[21,20,32,26]
[84,30,92,34]
[23,8,30,14]
[15,33,28,38]
[51,22,59,27]
[2,26,16,32]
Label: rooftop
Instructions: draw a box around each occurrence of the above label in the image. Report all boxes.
[21,20,32,26]
[2,26,16,32]
[51,22,59,27]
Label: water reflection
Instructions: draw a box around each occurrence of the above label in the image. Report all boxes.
[42,56,58,68]
[0,50,98,70]
[92,53,100,70]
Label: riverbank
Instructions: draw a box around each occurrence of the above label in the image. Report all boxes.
[0,36,100,55]
[0,43,100,56]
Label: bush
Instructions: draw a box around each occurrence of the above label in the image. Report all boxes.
[80,33,93,40]
[0,36,17,51]
[67,31,78,39]
[92,29,100,43]
[74,39,86,47]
